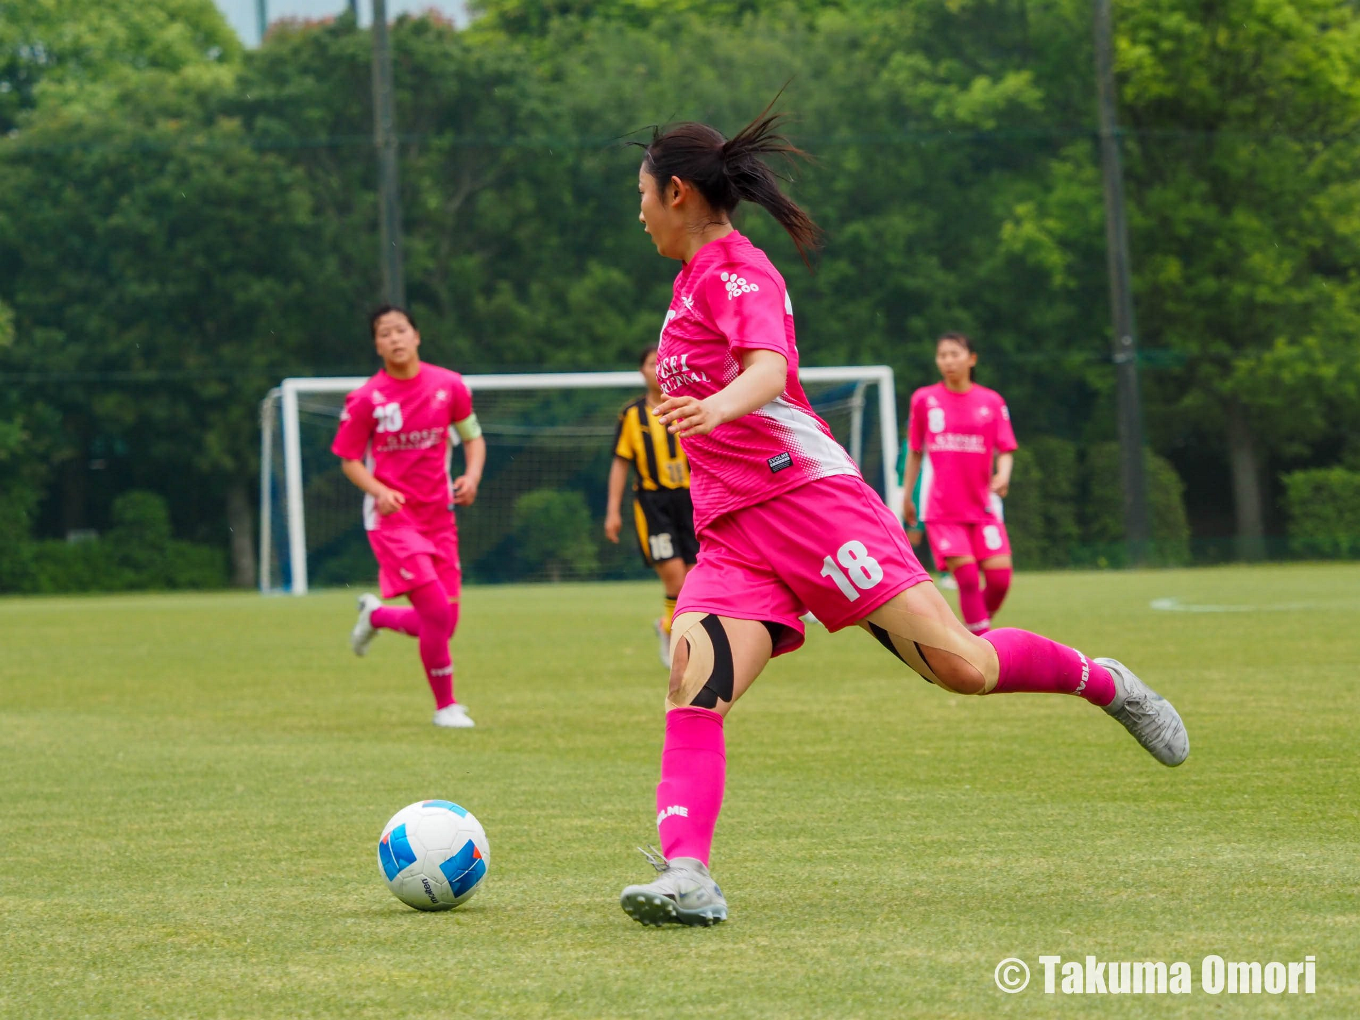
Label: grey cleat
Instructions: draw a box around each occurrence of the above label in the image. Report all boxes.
[620,847,728,927]
[350,593,382,657]
[1097,657,1189,767]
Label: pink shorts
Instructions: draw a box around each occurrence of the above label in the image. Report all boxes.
[367,520,461,600]
[924,519,1011,571]
[677,474,931,656]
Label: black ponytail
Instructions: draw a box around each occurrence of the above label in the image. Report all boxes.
[639,95,822,265]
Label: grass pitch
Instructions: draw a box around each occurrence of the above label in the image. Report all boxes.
[2,564,1358,1019]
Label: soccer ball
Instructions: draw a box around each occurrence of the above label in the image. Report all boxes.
[377,800,489,911]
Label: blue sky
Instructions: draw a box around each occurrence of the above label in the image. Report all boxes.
[214,1,470,47]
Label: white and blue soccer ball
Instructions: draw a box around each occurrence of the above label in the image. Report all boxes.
[378,800,489,911]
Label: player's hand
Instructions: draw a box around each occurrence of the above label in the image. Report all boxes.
[990,476,1010,498]
[656,395,719,438]
[453,474,480,506]
[604,510,622,543]
[903,499,918,528]
[375,487,406,516]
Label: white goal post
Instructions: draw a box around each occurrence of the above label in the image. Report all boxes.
[260,367,901,595]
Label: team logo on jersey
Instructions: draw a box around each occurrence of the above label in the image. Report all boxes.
[928,407,946,434]
[682,294,695,311]
[659,308,678,342]
[434,389,448,404]
[371,390,386,404]
[720,271,759,301]
[767,452,793,473]
[979,406,991,420]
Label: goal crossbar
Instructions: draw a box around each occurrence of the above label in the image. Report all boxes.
[261,366,900,594]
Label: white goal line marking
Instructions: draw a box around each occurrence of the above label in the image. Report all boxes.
[1149,596,1341,613]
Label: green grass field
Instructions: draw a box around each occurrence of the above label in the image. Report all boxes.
[3,564,1359,1019]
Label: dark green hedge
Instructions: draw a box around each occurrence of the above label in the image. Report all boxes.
[0,490,227,594]
[1004,439,1191,568]
[1283,468,1360,559]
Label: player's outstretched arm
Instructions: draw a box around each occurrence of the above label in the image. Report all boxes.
[453,436,486,506]
[340,459,405,515]
[604,457,630,542]
[656,349,787,438]
[902,449,923,525]
[991,451,1013,498]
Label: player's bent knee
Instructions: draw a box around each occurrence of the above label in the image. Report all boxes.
[665,612,735,711]
[865,599,1001,695]
[930,656,988,695]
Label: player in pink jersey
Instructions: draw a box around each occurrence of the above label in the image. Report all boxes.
[904,332,1016,634]
[332,305,486,729]
[617,103,1188,928]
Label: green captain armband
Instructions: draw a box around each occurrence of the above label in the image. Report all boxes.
[453,414,483,442]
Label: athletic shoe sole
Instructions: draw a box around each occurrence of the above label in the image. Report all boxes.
[620,889,726,927]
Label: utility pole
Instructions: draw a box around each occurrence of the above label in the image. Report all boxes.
[256,0,268,45]
[348,0,359,17]
[370,0,406,306]
[1093,0,1150,563]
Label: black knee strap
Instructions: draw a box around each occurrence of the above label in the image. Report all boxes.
[690,614,735,709]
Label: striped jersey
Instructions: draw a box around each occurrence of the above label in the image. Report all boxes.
[613,397,691,491]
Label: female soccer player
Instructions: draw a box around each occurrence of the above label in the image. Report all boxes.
[903,333,1015,634]
[619,107,1188,927]
[605,345,700,667]
[333,305,486,729]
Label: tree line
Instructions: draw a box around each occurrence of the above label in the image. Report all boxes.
[2,0,1358,588]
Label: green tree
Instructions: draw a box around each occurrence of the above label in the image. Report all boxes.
[1122,0,1360,557]
[0,0,240,132]
[1008,0,1360,553]
[0,75,325,585]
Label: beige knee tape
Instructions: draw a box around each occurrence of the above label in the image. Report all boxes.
[865,602,1000,693]
[666,612,716,710]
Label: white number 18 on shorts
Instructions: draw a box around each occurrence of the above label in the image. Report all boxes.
[819,540,884,602]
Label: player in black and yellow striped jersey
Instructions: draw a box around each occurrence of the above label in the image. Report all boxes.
[605,346,699,667]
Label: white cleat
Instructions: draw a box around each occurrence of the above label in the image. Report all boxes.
[1097,657,1189,767]
[655,619,672,669]
[620,847,727,927]
[432,703,475,728]
[350,593,382,657]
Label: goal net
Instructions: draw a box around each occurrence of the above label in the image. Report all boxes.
[259,368,901,594]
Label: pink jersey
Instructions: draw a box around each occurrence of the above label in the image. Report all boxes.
[907,381,1016,522]
[331,364,474,531]
[656,231,858,530]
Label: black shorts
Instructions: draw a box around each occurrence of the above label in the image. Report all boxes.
[632,488,699,567]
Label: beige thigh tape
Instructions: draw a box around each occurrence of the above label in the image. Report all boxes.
[865,600,1000,693]
[666,612,716,710]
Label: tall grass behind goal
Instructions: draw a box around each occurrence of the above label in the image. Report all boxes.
[260,368,900,594]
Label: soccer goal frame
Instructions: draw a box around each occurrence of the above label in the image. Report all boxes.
[260,366,900,595]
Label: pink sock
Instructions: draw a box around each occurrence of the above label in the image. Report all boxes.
[655,707,726,866]
[372,606,421,637]
[952,562,991,634]
[982,627,1115,706]
[408,582,456,709]
[983,567,1012,615]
